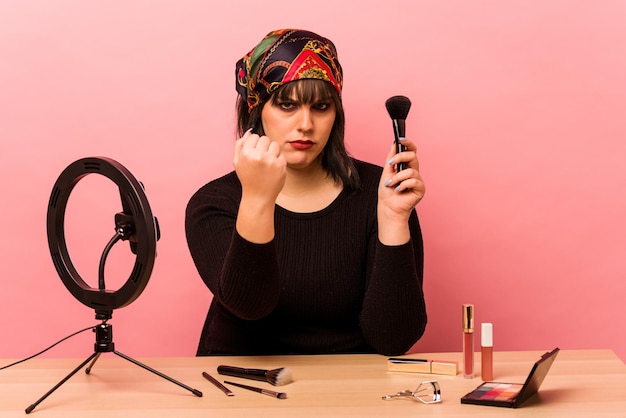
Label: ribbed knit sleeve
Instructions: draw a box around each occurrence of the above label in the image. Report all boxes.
[360,223,427,356]
[185,172,280,320]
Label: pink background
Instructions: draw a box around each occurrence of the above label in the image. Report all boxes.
[1,1,625,362]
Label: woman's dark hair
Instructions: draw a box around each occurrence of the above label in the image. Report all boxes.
[236,79,361,191]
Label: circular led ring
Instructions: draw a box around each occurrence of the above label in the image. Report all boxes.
[47,157,157,311]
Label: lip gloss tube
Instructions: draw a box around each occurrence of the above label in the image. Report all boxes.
[462,304,474,379]
[481,322,493,381]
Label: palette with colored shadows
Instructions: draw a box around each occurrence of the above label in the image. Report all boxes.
[461,347,559,408]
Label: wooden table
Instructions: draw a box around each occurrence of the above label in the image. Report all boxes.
[1,350,625,417]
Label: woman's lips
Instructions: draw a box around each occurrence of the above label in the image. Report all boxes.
[289,140,314,150]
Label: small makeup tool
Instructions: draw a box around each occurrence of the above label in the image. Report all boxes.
[481,323,494,381]
[217,365,293,386]
[387,357,458,376]
[202,371,234,396]
[224,381,287,399]
[461,348,559,408]
[462,304,475,378]
[382,380,442,404]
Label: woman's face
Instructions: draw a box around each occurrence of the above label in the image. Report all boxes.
[261,84,336,170]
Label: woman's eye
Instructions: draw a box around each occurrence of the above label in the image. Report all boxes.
[279,102,295,110]
[314,102,329,111]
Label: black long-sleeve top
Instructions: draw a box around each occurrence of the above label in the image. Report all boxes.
[185,159,427,356]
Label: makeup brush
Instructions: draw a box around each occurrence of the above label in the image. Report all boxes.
[217,365,293,386]
[224,381,287,399]
[385,95,412,171]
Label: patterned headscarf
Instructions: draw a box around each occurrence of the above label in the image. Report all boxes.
[236,29,343,112]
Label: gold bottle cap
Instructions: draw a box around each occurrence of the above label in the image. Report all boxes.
[463,304,474,333]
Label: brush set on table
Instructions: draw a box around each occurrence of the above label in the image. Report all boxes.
[202,365,294,399]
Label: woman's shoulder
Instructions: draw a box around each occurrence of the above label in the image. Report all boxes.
[352,159,383,187]
[203,171,240,189]
[353,158,383,173]
[187,171,241,207]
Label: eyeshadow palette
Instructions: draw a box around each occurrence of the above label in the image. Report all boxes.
[460,347,559,408]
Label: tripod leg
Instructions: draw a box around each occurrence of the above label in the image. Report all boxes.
[85,352,102,374]
[26,352,99,414]
[113,351,203,397]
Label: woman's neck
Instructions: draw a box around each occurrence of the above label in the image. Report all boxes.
[276,164,342,212]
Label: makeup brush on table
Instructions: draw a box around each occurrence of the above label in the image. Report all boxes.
[217,365,293,386]
[224,381,287,399]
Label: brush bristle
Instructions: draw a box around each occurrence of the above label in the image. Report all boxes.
[266,367,294,386]
[385,95,412,120]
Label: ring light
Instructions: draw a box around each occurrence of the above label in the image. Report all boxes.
[27,156,201,414]
[47,156,158,311]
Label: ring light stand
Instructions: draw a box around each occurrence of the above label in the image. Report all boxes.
[26,157,202,414]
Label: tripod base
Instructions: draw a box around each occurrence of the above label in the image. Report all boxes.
[26,322,202,414]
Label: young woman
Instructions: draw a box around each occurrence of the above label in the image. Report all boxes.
[186,29,427,356]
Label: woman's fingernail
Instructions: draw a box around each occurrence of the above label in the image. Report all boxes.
[398,136,407,142]
[384,179,392,187]
[386,157,395,165]
[243,128,253,136]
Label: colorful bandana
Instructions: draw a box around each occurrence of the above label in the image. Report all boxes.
[236,29,343,112]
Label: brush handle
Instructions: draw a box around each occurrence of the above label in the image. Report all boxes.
[217,365,268,382]
[224,381,287,399]
[392,119,407,171]
[202,371,234,396]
